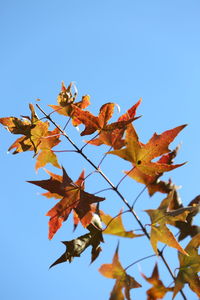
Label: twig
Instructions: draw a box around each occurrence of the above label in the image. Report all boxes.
[98,146,112,168]
[132,186,147,208]
[102,209,130,231]
[124,254,156,271]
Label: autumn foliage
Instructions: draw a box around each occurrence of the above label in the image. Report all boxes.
[1,82,200,300]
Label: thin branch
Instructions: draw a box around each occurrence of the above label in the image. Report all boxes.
[83,170,97,181]
[80,132,100,151]
[124,254,156,271]
[36,104,187,300]
[98,146,112,168]
[132,186,147,208]
[94,187,113,195]
[53,150,76,153]
[102,209,130,232]
[116,167,134,188]
[63,117,71,131]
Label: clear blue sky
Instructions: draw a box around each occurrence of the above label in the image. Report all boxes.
[0,1,200,299]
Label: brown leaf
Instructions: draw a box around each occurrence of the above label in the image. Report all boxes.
[49,81,90,126]
[50,230,103,267]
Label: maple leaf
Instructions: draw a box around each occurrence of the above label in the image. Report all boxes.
[99,244,141,300]
[72,101,139,137]
[141,263,174,299]
[145,190,191,255]
[125,147,180,196]
[49,81,90,126]
[0,104,61,170]
[50,225,103,267]
[173,233,200,299]
[108,123,186,177]
[27,167,105,239]
[85,99,142,149]
[169,192,200,241]
[100,209,144,238]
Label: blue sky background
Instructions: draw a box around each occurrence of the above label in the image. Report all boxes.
[0,1,200,299]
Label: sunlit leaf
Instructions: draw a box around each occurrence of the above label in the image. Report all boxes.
[99,244,141,299]
[28,167,105,239]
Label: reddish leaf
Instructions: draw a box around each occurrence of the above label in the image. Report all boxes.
[85,99,142,149]
[27,167,105,239]
[99,244,141,300]
[72,100,139,138]
[141,263,173,299]
[109,124,186,177]
[125,147,180,196]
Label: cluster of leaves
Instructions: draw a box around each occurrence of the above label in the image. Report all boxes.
[1,82,200,300]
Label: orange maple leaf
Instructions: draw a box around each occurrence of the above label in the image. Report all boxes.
[108,123,186,177]
[141,263,174,299]
[85,99,141,149]
[125,147,180,196]
[99,244,141,300]
[72,101,139,137]
[27,167,105,239]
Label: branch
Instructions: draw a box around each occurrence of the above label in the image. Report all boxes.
[36,104,187,300]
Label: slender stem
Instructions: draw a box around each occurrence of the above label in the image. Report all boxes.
[98,146,112,168]
[94,187,113,195]
[53,150,76,153]
[83,170,97,181]
[63,117,71,130]
[36,104,187,300]
[80,132,100,151]
[116,167,134,188]
[132,186,147,208]
[102,209,130,232]
[124,254,156,271]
